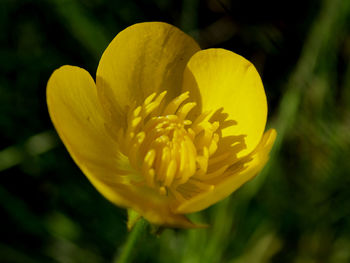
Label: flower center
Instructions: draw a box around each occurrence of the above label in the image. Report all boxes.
[118,91,246,198]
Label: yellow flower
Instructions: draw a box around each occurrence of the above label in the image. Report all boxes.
[47,22,276,228]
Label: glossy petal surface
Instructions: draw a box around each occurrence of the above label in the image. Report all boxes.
[182,48,267,156]
[96,22,201,130]
[47,66,132,204]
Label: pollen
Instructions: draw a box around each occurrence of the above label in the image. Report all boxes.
[118,91,246,200]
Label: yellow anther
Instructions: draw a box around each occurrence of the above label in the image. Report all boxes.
[159,186,167,196]
[146,168,155,187]
[195,147,209,176]
[144,92,157,105]
[186,128,195,140]
[128,131,135,140]
[164,159,177,186]
[163,91,189,115]
[119,90,245,201]
[135,132,145,144]
[164,115,177,121]
[144,101,160,116]
[183,120,192,126]
[133,106,142,117]
[208,138,218,156]
[144,149,156,167]
[157,146,170,182]
[154,90,167,104]
[177,102,196,120]
[131,116,142,128]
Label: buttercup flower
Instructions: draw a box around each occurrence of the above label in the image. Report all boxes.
[47,22,276,228]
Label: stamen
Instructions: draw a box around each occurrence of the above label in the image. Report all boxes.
[118,91,247,202]
[164,159,177,186]
[163,91,189,115]
[144,93,157,105]
[177,102,197,120]
[159,186,167,196]
[195,147,209,176]
[144,93,165,117]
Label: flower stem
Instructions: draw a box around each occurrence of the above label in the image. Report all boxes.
[114,218,148,263]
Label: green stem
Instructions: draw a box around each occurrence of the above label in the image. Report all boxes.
[114,218,148,263]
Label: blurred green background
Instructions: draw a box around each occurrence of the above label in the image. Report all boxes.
[1,0,350,262]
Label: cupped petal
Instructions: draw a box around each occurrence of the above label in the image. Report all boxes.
[175,129,276,214]
[47,66,131,203]
[96,22,201,130]
[47,66,195,227]
[182,48,267,156]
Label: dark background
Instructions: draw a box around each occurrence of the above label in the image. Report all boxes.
[1,0,350,262]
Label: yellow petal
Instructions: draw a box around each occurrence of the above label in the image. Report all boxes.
[96,22,201,130]
[182,48,267,156]
[175,129,276,214]
[47,66,129,201]
[47,66,197,228]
